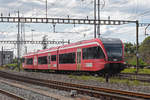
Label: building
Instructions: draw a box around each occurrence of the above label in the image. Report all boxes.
[0,51,13,66]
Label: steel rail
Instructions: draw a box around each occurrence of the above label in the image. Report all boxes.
[118,73,150,83]
[0,88,26,100]
[0,70,149,100]
[120,73,150,76]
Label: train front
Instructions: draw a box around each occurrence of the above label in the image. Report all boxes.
[101,38,125,74]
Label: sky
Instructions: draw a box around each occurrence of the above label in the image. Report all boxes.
[0,0,150,56]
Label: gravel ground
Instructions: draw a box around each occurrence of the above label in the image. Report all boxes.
[2,69,150,94]
[0,80,58,100]
[0,93,16,100]
[0,70,99,100]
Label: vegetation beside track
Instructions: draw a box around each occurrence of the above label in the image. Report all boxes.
[69,75,150,86]
[69,75,105,82]
[0,63,23,71]
[124,36,150,68]
[121,68,150,74]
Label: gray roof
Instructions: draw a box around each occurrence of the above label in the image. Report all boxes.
[100,38,122,45]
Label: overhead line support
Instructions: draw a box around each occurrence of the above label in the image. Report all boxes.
[136,20,139,74]
[0,40,70,44]
[139,23,150,35]
[0,16,135,25]
[17,11,20,71]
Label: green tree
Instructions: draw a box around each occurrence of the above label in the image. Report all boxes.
[124,42,136,54]
[124,42,147,67]
[139,36,150,65]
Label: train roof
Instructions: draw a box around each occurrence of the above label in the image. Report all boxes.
[101,38,122,45]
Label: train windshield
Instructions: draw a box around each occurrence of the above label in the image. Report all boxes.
[104,45,122,57]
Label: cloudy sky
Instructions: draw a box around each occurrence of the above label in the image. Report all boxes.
[0,0,150,56]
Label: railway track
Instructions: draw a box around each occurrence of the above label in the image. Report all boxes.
[0,88,26,100]
[120,73,150,76]
[118,73,150,83]
[0,70,149,100]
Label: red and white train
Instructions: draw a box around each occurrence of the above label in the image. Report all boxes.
[22,38,125,75]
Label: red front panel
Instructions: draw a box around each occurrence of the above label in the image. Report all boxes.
[79,43,106,72]
[81,59,106,71]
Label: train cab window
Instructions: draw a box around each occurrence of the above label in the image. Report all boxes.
[83,46,104,59]
[51,55,56,61]
[38,56,48,64]
[26,58,33,65]
[59,52,76,64]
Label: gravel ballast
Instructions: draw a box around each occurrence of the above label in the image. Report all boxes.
[0,80,58,100]
[0,69,100,100]
[0,93,16,100]
[1,69,150,94]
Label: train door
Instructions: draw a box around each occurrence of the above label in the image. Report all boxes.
[77,48,81,71]
[48,53,51,69]
[51,54,57,70]
[33,56,37,69]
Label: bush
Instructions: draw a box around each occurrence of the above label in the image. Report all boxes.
[121,68,150,74]
[126,55,148,67]
[3,63,18,70]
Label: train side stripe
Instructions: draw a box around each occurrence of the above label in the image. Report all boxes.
[24,42,101,56]
[59,42,100,50]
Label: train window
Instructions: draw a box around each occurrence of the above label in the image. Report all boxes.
[51,55,56,61]
[38,56,48,64]
[83,46,104,59]
[26,58,33,65]
[59,52,76,64]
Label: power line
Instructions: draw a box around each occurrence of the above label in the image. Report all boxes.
[127,9,150,20]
